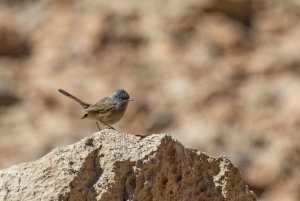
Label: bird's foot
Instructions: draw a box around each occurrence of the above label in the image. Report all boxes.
[108,126,116,130]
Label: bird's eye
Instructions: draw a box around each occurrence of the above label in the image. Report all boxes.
[116,90,129,100]
[122,96,128,100]
[119,94,129,100]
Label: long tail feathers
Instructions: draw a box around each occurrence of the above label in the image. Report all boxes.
[58,89,90,109]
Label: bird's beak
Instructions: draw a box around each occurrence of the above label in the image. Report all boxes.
[128,98,134,101]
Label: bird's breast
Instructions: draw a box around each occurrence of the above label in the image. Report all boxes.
[95,102,128,125]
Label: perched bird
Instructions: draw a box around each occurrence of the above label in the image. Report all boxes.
[58,88,133,130]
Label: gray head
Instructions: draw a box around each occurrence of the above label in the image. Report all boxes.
[111,88,133,102]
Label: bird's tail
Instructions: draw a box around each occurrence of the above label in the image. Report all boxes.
[58,89,90,109]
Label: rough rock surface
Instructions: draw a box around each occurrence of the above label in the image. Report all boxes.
[0,130,255,201]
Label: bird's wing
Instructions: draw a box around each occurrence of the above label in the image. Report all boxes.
[84,98,117,114]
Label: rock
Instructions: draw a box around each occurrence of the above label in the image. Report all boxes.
[0,130,256,201]
[0,79,19,107]
[204,0,253,24]
[0,26,31,58]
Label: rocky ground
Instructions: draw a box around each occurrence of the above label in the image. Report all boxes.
[0,0,299,200]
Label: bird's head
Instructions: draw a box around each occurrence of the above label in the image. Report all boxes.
[112,88,134,102]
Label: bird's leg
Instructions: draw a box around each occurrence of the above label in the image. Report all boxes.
[96,122,101,131]
[99,120,115,130]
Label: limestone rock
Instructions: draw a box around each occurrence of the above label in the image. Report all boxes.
[0,130,256,201]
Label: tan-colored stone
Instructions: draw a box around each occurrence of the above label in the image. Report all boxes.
[0,130,256,201]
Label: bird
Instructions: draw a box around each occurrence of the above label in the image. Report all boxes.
[58,88,133,130]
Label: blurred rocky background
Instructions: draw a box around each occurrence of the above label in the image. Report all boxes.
[0,0,299,200]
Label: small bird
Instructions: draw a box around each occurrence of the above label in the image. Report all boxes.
[58,88,133,130]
